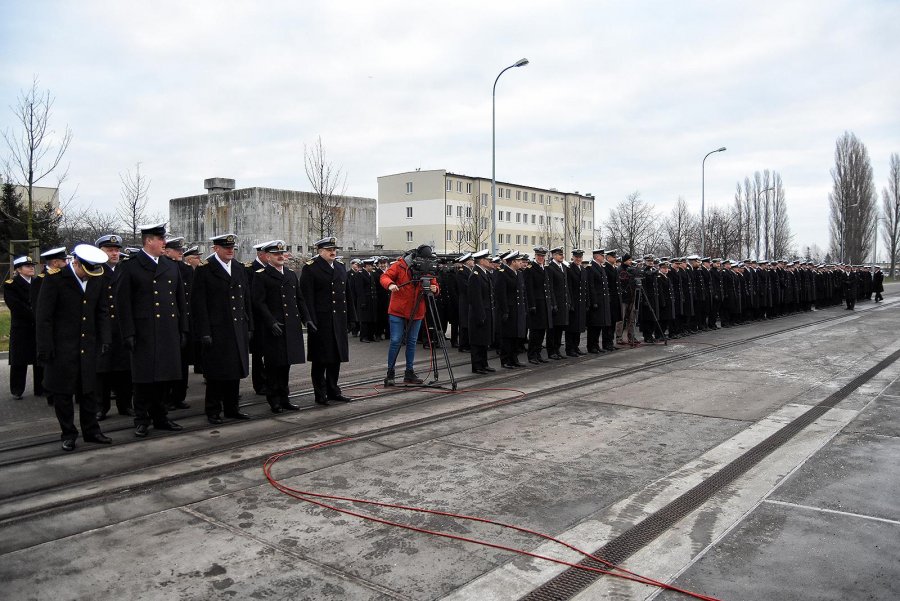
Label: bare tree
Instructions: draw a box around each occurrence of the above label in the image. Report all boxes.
[457,192,490,252]
[882,152,900,277]
[539,201,561,250]
[59,206,119,248]
[566,196,584,252]
[770,173,792,259]
[699,206,741,260]
[663,196,697,257]
[116,162,151,244]
[604,191,659,257]
[829,131,877,263]
[304,136,348,241]
[2,77,73,242]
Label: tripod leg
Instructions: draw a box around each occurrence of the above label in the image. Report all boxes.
[640,287,668,346]
[425,292,457,389]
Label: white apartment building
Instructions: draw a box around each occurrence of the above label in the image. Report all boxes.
[378,169,596,256]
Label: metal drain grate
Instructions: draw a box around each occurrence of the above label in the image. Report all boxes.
[520,348,900,600]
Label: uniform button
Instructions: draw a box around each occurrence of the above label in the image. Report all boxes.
[81,349,85,354]
[154,291,159,295]
[156,314,160,318]
[155,302,160,306]
[171,313,175,317]
[81,333,85,338]
[82,316,86,321]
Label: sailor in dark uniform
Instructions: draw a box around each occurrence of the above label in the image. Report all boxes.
[191,234,253,423]
[252,240,314,414]
[300,237,353,405]
[162,236,193,410]
[352,259,379,342]
[466,249,496,375]
[244,241,271,395]
[115,222,187,438]
[94,234,134,420]
[565,249,588,356]
[455,253,474,353]
[495,251,527,368]
[36,244,112,452]
[585,249,612,354]
[3,255,42,399]
[546,247,570,360]
[30,247,69,324]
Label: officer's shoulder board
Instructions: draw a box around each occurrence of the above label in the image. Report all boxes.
[306,260,314,266]
[244,261,253,267]
[4,278,12,284]
[256,268,265,273]
[47,267,61,275]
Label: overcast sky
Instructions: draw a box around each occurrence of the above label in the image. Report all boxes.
[2,0,897,254]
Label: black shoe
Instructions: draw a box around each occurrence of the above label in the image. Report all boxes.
[169,401,190,410]
[84,433,112,444]
[565,351,578,357]
[154,420,183,431]
[384,369,395,387]
[118,407,135,417]
[96,411,108,421]
[483,366,496,372]
[270,405,284,414]
[473,368,489,375]
[501,363,517,369]
[329,394,352,403]
[588,348,601,354]
[537,357,549,363]
[208,415,224,424]
[12,393,23,400]
[528,358,541,364]
[314,397,330,406]
[403,370,424,385]
[549,354,563,360]
[62,439,76,452]
[280,402,300,411]
[254,389,267,395]
[135,424,149,438]
[512,361,526,367]
[575,349,586,356]
[225,412,252,420]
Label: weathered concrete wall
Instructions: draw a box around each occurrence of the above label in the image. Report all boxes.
[169,187,376,262]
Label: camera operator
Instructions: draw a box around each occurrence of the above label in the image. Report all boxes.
[380,244,440,386]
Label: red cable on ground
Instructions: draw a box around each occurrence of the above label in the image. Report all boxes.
[263,385,722,601]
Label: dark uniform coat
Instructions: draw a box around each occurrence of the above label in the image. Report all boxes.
[350,269,379,322]
[3,274,37,366]
[115,251,188,383]
[455,265,472,326]
[252,264,309,366]
[524,261,554,330]
[245,258,268,355]
[95,265,130,373]
[35,266,109,394]
[657,272,676,321]
[604,262,622,322]
[495,265,526,338]
[191,258,252,379]
[300,256,352,364]
[466,265,495,346]
[566,263,588,333]
[586,261,612,327]
[547,261,570,327]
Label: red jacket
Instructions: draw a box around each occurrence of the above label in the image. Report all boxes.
[380,258,440,321]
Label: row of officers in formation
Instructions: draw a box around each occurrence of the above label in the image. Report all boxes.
[2,227,886,451]
[345,247,885,373]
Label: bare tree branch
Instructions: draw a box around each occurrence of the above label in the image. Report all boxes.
[116,162,151,244]
[304,136,348,243]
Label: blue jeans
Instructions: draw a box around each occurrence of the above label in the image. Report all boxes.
[387,314,423,372]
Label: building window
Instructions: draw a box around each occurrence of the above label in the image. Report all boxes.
[285,245,292,251]
[465,206,472,218]
[516,190,521,200]
[457,205,463,217]
[540,236,544,245]
[506,234,511,243]
[531,236,536,244]
[406,231,413,242]
[457,230,464,241]
[539,194,544,204]
[446,229,453,241]
[516,234,521,244]
[505,211,511,221]
[406,182,413,194]
[506,188,511,199]
[531,193,536,203]
[515,213,521,223]
[446,205,452,216]
[406,206,413,218]
[481,193,488,205]
[481,217,488,229]
[457,181,462,192]
[446,179,452,192]
[531,214,536,224]
[467,183,473,193]
[498,210,503,221]
[467,231,472,242]
[539,215,544,225]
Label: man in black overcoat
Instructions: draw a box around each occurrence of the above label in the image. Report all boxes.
[874,267,884,302]
[351,259,379,342]
[94,234,133,420]
[455,253,474,353]
[251,240,314,415]
[524,246,554,363]
[495,251,526,368]
[565,250,588,356]
[191,234,253,423]
[603,250,621,350]
[115,222,187,437]
[300,237,354,405]
[30,247,68,321]
[466,250,496,374]
[245,241,270,395]
[585,249,612,354]
[36,244,112,451]
[546,247,570,359]
[4,255,43,399]
[163,236,193,410]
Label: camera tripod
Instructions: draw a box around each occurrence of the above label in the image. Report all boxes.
[396,276,457,390]
[628,276,668,346]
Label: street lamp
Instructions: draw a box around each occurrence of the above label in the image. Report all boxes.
[700,146,726,257]
[492,58,529,254]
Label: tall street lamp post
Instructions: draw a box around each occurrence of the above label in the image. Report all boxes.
[700,146,727,257]
[492,58,529,254]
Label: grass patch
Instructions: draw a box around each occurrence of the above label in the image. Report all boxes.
[0,306,9,353]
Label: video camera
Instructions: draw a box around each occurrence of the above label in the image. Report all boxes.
[405,244,438,280]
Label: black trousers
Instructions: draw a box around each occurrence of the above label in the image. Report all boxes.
[586,326,601,351]
[359,321,376,341]
[265,364,291,409]
[10,364,43,397]
[51,388,102,442]
[311,361,342,399]
[251,351,266,394]
[205,378,241,417]
[565,330,583,353]
[527,328,546,359]
[500,337,519,365]
[133,382,171,427]
[470,344,489,371]
[601,325,615,349]
[548,326,565,355]
[458,326,470,351]
[97,370,133,415]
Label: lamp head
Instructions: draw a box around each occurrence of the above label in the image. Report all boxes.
[716,146,727,152]
[514,58,529,67]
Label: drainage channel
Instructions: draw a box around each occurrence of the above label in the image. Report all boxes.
[518,346,900,601]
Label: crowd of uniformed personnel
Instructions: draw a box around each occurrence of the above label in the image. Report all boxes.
[2,229,888,451]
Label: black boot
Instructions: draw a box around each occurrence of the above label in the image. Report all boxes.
[384,368,395,387]
[403,369,423,385]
